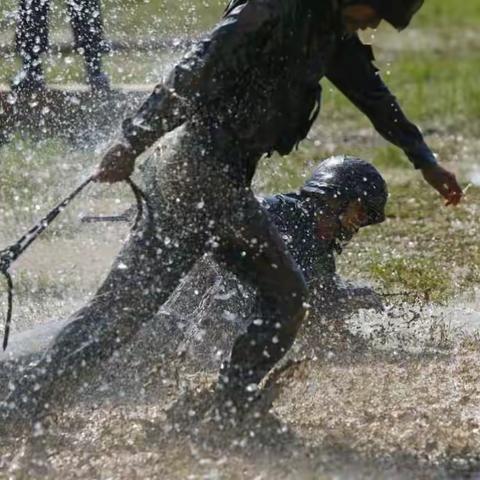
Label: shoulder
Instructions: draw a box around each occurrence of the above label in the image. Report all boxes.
[224,0,304,31]
[223,0,282,30]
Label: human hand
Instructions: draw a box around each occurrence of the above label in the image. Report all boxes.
[95,140,137,183]
[421,164,463,206]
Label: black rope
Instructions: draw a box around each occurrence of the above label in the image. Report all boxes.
[0,177,149,350]
[2,272,13,351]
[126,178,149,231]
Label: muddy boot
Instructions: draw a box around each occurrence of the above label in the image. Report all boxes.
[213,362,275,425]
[165,385,271,434]
[0,395,38,439]
[0,364,59,439]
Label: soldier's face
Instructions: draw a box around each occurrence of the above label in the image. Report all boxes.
[315,200,368,251]
[342,5,382,33]
[338,201,369,238]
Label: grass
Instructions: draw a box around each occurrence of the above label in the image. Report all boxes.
[0,0,479,305]
[340,182,480,301]
[414,0,480,29]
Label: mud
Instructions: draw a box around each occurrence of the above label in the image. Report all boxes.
[1,15,479,479]
[1,253,480,478]
[0,132,479,479]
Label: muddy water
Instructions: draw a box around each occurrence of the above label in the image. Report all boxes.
[1,145,479,478]
[1,37,479,480]
[1,241,480,479]
[1,153,479,478]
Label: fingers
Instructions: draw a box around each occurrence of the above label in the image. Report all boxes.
[94,167,131,184]
[93,169,112,183]
[93,162,128,183]
[445,192,462,207]
[94,143,136,183]
[93,165,116,183]
[92,168,104,182]
[433,179,451,200]
[443,174,463,206]
[423,166,463,207]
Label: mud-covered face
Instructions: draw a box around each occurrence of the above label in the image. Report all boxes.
[314,199,368,253]
[339,200,369,236]
[332,201,369,252]
[342,4,382,32]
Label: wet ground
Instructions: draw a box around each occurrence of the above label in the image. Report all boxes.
[0,121,479,478]
[1,250,480,479]
[0,116,479,480]
[1,0,480,477]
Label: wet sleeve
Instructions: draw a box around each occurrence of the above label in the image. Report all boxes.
[122,0,275,155]
[316,252,337,285]
[307,254,340,310]
[326,34,438,170]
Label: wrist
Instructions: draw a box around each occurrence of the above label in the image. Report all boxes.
[406,144,438,170]
[121,119,146,156]
[421,164,439,173]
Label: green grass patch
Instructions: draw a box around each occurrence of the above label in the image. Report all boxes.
[320,51,480,137]
[414,0,480,29]
[337,183,480,302]
[372,146,411,171]
[367,255,452,302]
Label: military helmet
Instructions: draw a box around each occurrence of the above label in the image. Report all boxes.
[301,156,388,225]
[342,0,424,30]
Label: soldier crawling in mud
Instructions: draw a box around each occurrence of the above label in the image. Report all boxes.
[164,155,387,361]
[259,157,386,320]
[0,155,384,379]
[80,155,385,357]
[3,0,463,426]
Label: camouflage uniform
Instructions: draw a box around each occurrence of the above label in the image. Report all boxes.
[118,0,435,392]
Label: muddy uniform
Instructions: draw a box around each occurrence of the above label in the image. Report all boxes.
[118,0,436,387]
[15,0,107,78]
[261,192,381,317]
[123,1,438,170]
[262,193,335,282]
[6,0,433,415]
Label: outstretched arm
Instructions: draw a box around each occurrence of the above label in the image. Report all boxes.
[326,34,462,205]
[96,0,276,182]
[309,274,384,322]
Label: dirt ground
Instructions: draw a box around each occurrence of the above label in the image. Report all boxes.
[1,0,480,478]
[1,272,480,479]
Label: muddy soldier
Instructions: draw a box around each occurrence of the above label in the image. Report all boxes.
[12,0,110,93]
[172,156,388,358]
[4,0,462,422]
[260,156,386,314]
[86,155,387,312]
[0,156,385,379]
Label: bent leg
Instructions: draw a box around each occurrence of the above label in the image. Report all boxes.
[214,195,308,396]
[6,213,201,417]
